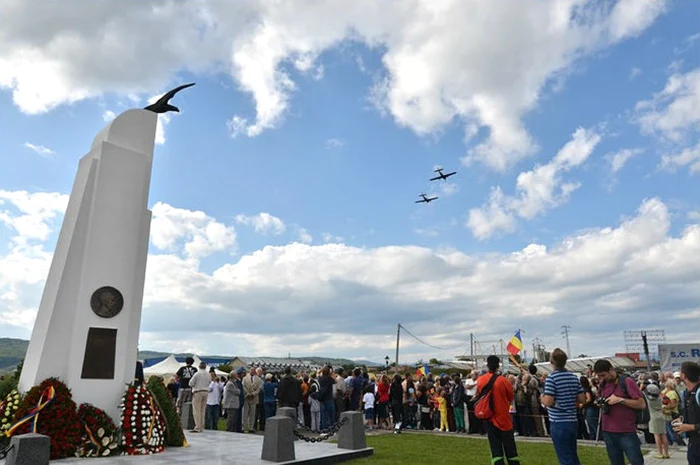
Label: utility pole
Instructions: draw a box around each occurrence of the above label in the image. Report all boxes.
[641,331,652,371]
[561,325,572,356]
[395,324,401,372]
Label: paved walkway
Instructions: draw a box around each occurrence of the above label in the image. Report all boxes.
[641,447,688,465]
[0,430,372,465]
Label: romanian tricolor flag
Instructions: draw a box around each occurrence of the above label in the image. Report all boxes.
[506,330,524,356]
[415,363,429,378]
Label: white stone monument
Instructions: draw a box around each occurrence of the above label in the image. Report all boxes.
[18,85,193,422]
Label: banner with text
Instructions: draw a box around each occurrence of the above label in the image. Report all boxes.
[659,343,700,372]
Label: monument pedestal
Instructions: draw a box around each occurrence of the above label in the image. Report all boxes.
[18,110,157,422]
[5,433,50,465]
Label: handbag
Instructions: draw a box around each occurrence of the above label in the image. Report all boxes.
[474,374,499,420]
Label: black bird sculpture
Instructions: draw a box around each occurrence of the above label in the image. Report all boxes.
[143,83,195,114]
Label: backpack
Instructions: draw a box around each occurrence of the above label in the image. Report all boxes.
[681,388,700,409]
[605,374,650,426]
[309,378,321,400]
[474,374,499,420]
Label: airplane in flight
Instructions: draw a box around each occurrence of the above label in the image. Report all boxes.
[415,193,438,204]
[430,167,457,182]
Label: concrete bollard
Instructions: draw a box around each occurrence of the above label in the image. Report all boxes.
[5,433,50,465]
[276,407,298,441]
[261,416,295,462]
[337,411,367,450]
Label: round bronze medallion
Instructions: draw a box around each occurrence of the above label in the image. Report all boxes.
[90,286,124,318]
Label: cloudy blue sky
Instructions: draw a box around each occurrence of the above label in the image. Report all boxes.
[1,0,699,363]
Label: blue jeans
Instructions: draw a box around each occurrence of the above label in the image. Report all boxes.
[585,407,599,440]
[320,400,335,430]
[205,404,220,430]
[666,420,685,446]
[264,401,276,419]
[688,441,700,465]
[602,431,644,465]
[550,421,581,465]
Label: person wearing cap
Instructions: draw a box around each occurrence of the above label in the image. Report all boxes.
[645,383,670,459]
[674,371,687,394]
[235,367,246,432]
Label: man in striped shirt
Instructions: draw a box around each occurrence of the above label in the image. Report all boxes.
[542,348,586,465]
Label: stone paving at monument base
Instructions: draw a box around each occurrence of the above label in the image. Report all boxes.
[0,430,373,465]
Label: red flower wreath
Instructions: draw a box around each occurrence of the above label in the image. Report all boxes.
[119,384,166,455]
[11,378,81,460]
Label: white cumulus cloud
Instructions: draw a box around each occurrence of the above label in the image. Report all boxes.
[235,213,286,235]
[607,148,644,173]
[0,190,68,243]
[467,127,602,239]
[150,202,237,259]
[0,0,668,171]
[297,227,313,244]
[636,67,700,143]
[23,142,54,157]
[324,138,344,150]
[2,190,699,361]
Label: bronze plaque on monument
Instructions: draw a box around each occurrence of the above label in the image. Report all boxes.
[81,327,117,379]
[90,286,124,318]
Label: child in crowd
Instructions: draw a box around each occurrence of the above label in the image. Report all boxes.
[437,389,449,432]
[363,386,375,430]
[430,387,440,430]
[309,378,321,431]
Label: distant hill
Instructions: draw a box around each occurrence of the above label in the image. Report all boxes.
[354,359,383,367]
[0,338,29,371]
[0,339,381,371]
[0,338,29,358]
[298,356,382,367]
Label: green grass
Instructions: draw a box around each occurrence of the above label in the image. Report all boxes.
[214,417,621,464]
[350,432,612,465]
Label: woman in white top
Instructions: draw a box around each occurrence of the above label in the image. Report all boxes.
[465,372,480,434]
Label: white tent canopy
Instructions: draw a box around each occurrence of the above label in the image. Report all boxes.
[143,355,228,379]
[534,356,636,375]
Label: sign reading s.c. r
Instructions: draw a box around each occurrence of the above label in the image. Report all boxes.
[660,344,700,371]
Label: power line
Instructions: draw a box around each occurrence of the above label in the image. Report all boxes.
[399,324,468,351]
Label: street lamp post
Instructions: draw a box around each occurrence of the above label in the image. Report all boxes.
[384,355,390,371]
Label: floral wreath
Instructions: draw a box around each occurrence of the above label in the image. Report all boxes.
[0,390,21,449]
[76,403,121,457]
[119,384,166,455]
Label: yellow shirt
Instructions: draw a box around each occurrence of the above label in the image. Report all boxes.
[437,396,447,412]
[661,388,679,419]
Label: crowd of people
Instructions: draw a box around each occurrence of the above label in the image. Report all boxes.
[158,352,699,465]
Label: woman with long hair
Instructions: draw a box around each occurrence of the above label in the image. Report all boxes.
[376,374,391,429]
[389,374,404,426]
[580,376,599,440]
